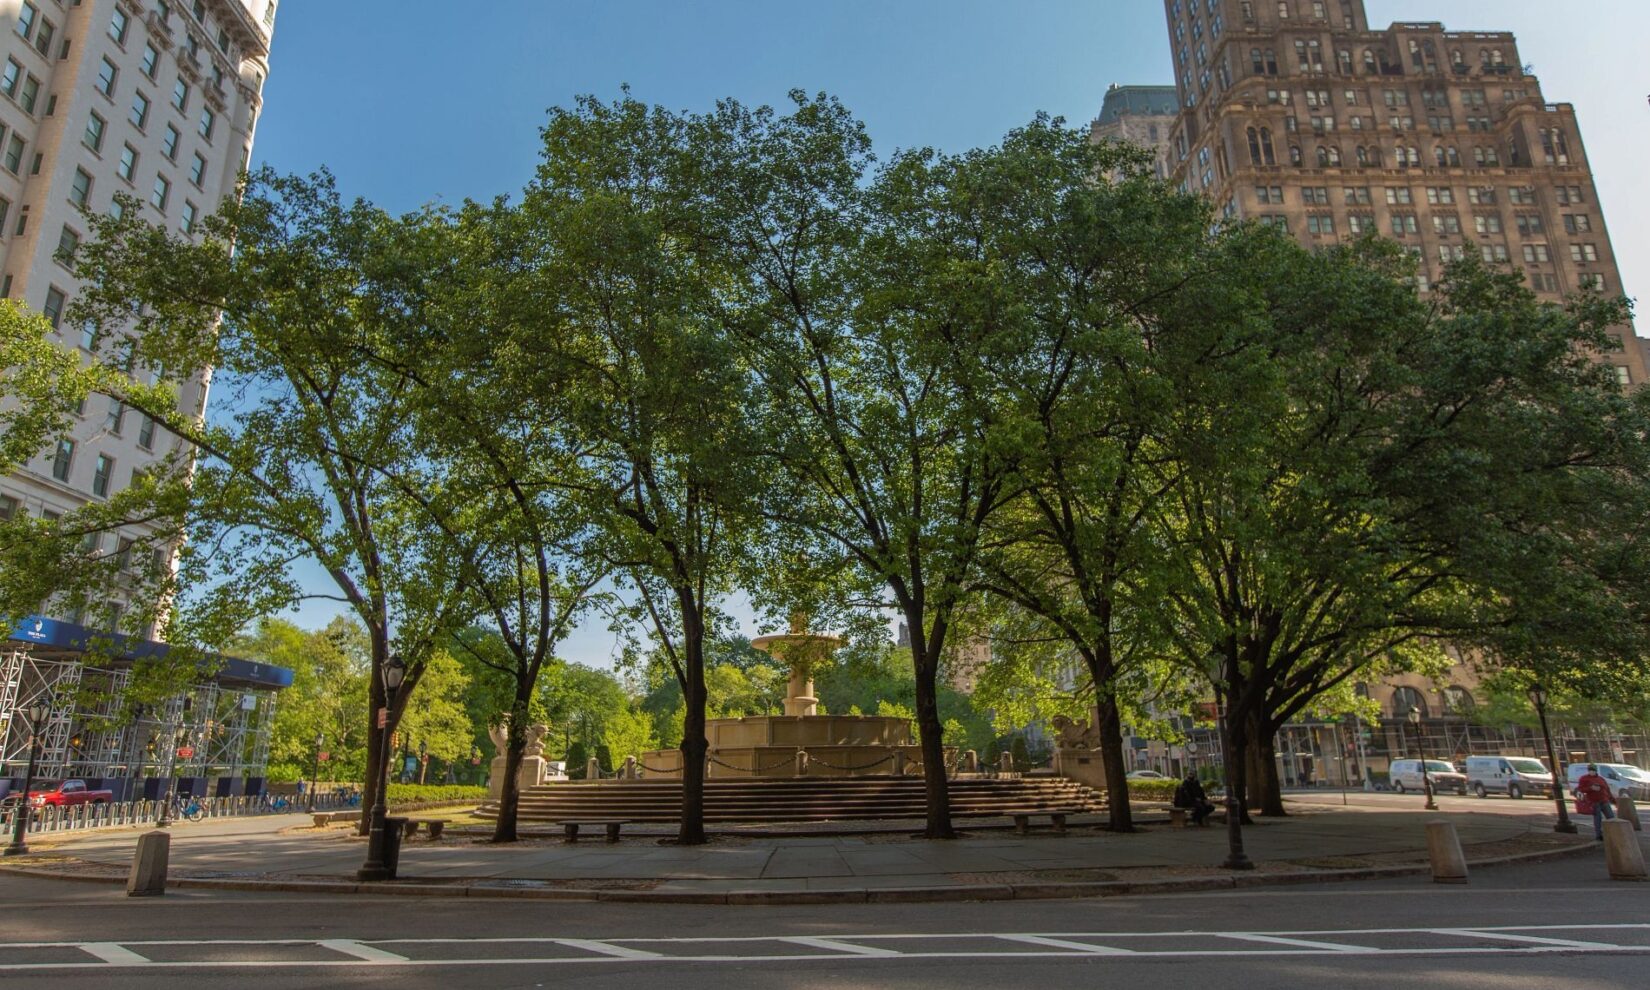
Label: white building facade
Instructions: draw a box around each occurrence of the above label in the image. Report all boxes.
[0,0,274,631]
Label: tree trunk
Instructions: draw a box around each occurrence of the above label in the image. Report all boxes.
[1218,696,1251,864]
[676,603,708,846]
[1248,724,1287,817]
[910,631,955,840]
[1094,692,1133,832]
[358,668,384,838]
[491,696,531,843]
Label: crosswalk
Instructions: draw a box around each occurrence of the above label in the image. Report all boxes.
[4,924,1650,969]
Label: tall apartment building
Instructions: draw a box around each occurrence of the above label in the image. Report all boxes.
[1158,0,1649,386]
[0,0,275,631]
[1089,83,1178,179]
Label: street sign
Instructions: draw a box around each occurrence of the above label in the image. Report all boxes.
[317,751,330,762]
[176,746,195,759]
[376,707,387,729]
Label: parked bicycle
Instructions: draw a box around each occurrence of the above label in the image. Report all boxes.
[169,793,205,822]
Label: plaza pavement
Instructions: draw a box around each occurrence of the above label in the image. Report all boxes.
[3,791,1612,902]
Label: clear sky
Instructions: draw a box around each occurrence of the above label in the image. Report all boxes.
[249,1,1650,667]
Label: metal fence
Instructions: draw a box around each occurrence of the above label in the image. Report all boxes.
[0,790,360,837]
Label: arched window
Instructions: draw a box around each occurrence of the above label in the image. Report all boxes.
[1252,47,1265,74]
[1327,145,1341,165]
[1392,686,1428,719]
[1434,145,1447,167]
[1407,145,1419,166]
[1478,47,1491,66]
[1263,48,1277,74]
[1362,49,1377,73]
[1442,686,1476,715]
[1445,146,1460,166]
[1490,48,1504,65]
[1316,146,1330,166]
[1338,49,1352,74]
[1356,145,1369,165]
[1277,0,1290,17]
[1247,127,1262,165]
[1450,48,1463,67]
[1289,145,1302,165]
[1368,145,1382,166]
[1259,126,1276,164]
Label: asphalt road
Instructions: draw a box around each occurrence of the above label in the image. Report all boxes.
[3,854,1645,989]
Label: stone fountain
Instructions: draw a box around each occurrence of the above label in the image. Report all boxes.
[636,616,924,778]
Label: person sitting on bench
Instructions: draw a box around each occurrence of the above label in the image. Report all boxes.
[1173,772,1216,826]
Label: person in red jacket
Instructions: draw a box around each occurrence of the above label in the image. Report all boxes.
[1574,764,1617,840]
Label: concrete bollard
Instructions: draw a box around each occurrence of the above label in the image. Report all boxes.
[999,751,1015,776]
[795,750,809,776]
[1425,820,1469,884]
[962,750,978,774]
[623,756,638,781]
[127,830,170,897]
[585,757,601,780]
[1616,792,1643,832]
[892,751,906,776]
[1603,819,1648,880]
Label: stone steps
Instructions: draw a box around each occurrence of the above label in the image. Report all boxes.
[477,775,1107,823]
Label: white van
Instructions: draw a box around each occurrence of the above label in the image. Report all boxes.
[1566,763,1650,802]
[1464,755,1554,799]
[1389,759,1467,795]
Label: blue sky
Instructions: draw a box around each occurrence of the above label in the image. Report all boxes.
[250,1,1650,667]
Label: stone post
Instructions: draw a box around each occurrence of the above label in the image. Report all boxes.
[1425,820,1469,884]
[999,751,1015,776]
[892,751,906,776]
[1603,819,1648,880]
[127,830,170,897]
[585,756,601,781]
[962,750,978,774]
[795,750,809,776]
[1617,792,1643,832]
[623,755,638,780]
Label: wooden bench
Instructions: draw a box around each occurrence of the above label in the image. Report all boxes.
[402,818,450,840]
[1012,811,1077,835]
[557,819,628,843]
[1168,806,1224,828]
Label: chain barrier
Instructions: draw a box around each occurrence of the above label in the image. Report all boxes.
[636,760,681,775]
[706,753,800,773]
[804,752,896,772]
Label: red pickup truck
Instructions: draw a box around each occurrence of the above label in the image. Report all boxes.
[24,780,114,807]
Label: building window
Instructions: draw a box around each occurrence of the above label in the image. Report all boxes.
[105,398,126,434]
[1616,366,1632,387]
[180,200,196,233]
[137,414,156,450]
[162,123,179,160]
[0,494,16,521]
[51,438,74,481]
[2,134,23,173]
[118,143,138,181]
[15,2,37,40]
[92,454,113,497]
[189,152,206,187]
[96,57,118,97]
[55,225,79,264]
[1522,244,1550,263]
[1570,243,1599,262]
[151,174,170,212]
[1306,215,1335,235]
[42,285,66,327]
[109,8,129,45]
[70,167,92,208]
[141,44,159,79]
[0,59,19,100]
[130,91,150,130]
[171,78,189,112]
[198,107,215,140]
[1563,214,1592,234]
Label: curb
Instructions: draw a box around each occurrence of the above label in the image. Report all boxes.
[0,836,1600,906]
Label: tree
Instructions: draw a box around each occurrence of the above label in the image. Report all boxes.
[715,94,1023,839]
[57,172,478,832]
[511,94,764,845]
[601,706,658,768]
[238,617,369,783]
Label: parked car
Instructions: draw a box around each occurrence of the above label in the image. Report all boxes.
[1125,770,1167,780]
[22,779,114,808]
[1465,755,1555,799]
[1389,759,1468,795]
[1565,762,1650,802]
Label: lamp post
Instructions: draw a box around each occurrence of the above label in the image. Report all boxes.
[1214,691,1254,871]
[4,697,54,857]
[155,696,192,828]
[1408,706,1437,810]
[357,653,405,882]
[307,732,324,814]
[1528,684,1577,834]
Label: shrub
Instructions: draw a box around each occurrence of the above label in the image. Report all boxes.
[385,784,488,805]
[1125,779,1179,801]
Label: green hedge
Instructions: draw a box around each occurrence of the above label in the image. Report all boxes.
[1125,779,1179,801]
[385,784,488,805]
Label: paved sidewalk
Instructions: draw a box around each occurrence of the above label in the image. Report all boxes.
[3,796,1606,903]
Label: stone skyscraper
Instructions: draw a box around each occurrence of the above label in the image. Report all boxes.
[1159,0,1648,384]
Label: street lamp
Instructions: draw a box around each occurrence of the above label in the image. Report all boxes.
[357,653,405,882]
[155,696,192,829]
[1408,706,1437,811]
[4,697,54,857]
[1528,684,1577,834]
[1213,686,1254,871]
[307,732,324,814]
